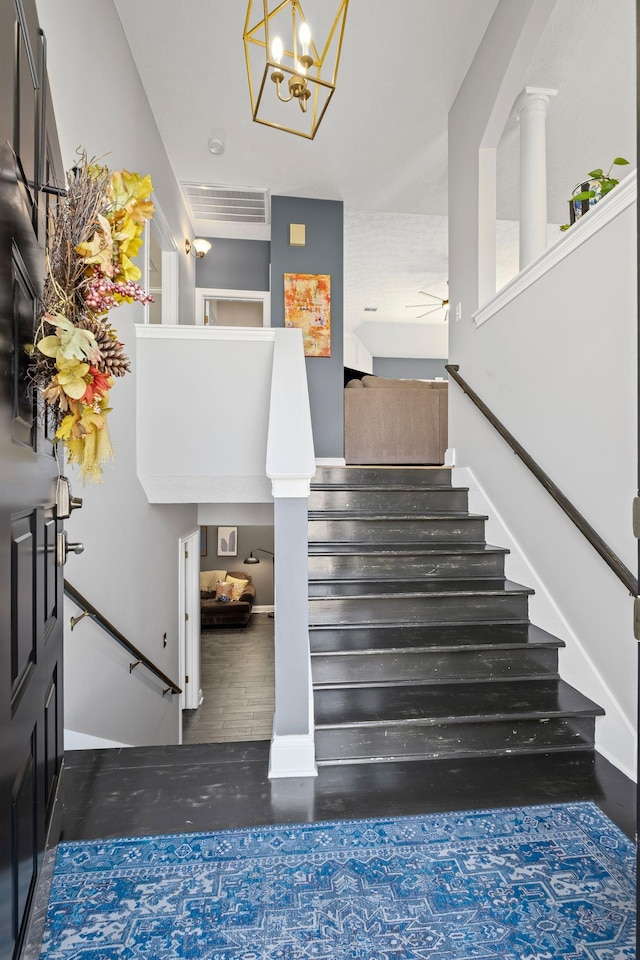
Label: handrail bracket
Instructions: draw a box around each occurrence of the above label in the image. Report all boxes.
[70,610,90,631]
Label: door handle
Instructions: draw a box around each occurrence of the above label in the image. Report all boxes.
[56,530,85,566]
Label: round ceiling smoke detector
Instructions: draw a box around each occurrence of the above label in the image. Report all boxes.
[208,138,225,155]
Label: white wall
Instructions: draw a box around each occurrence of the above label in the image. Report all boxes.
[38,0,198,745]
[449,0,637,775]
[355,321,448,361]
[136,329,275,503]
[344,331,373,374]
[449,200,637,775]
[37,0,196,322]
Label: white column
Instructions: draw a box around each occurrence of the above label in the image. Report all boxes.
[514,86,557,269]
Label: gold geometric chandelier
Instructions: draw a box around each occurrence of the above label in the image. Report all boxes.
[243,0,349,140]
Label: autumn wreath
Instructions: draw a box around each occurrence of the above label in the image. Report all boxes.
[30,152,155,482]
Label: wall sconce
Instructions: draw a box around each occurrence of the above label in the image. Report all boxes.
[185,238,212,259]
[243,548,274,564]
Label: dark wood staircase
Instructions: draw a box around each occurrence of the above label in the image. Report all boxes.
[308,465,604,766]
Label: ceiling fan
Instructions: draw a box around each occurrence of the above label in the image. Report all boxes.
[406,289,449,321]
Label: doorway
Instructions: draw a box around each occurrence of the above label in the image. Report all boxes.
[195,287,270,327]
[143,204,179,325]
[182,523,275,744]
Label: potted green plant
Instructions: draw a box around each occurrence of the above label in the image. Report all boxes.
[561,157,630,230]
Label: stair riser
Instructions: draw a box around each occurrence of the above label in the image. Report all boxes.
[309,489,468,514]
[311,647,560,686]
[309,518,486,545]
[315,717,595,763]
[308,552,506,583]
[309,593,529,627]
[313,467,452,487]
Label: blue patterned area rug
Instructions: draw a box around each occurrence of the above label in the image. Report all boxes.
[41,801,635,959]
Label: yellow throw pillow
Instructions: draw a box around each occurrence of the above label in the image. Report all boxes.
[200,570,227,592]
[226,575,249,601]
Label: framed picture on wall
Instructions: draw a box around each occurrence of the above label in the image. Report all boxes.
[284,273,331,357]
[200,526,207,557]
[217,526,237,557]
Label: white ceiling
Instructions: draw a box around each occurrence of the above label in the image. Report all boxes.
[114,0,636,358]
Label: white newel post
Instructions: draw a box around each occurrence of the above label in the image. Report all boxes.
[514,86,557,269]
[266,329,317,778]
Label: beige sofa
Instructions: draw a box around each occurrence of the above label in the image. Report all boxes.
[344,375,448,465]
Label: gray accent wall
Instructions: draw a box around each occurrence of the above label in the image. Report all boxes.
[271,196,344,459]
[196,238,270,290]
[373,357,449,380]
[201,525,275,606]
[273,498,311,737]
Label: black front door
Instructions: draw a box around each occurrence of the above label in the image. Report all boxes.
[0,2,65,957]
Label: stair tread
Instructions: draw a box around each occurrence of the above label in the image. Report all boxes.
[308,542,509,557]
[309,511,488,520]
[310,623,564,654]
[311,484,470,493]
[314,679,605,727]
[314,467,452,476]
[316,743,595,765]
[308,578,535,599]
[309,510,474,519]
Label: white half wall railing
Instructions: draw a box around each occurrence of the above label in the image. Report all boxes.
[136,325,318,777]
[136,325,276,503]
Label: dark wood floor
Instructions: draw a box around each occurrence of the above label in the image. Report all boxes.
[61,740,636,843]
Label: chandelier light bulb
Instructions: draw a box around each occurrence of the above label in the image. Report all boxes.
[271,35,283,64]
[299,21,311,56]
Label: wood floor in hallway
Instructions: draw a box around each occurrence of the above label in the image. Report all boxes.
[182,613,275,744]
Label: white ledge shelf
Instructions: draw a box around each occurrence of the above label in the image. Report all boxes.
[473,169,636,328]
[136,324,276,342]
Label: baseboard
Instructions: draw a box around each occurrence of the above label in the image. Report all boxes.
[268,731,318,778]
[315,458,346,466]
[596,743,637,784]
[253,605,275,614]
[444,446,456,466]
[64,729,132,750]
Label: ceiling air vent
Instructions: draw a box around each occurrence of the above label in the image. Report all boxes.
[181,183,270,225]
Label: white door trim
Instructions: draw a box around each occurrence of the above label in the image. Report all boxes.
[178,529,201,725]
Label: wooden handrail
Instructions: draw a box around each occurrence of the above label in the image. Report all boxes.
[446,364,638,596]
[64,580,182,695]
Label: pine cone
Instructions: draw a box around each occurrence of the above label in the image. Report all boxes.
[101,352,131,378]
[78,315,131,376]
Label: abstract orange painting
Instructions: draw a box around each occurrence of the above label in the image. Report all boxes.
[284,273,331,357]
